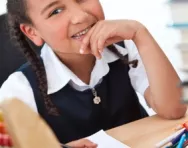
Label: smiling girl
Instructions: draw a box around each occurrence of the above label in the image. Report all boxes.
[0,0,186,147]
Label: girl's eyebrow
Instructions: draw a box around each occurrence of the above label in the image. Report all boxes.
[41,0,60,15]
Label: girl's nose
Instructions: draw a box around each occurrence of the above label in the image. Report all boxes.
[70,7,89,24]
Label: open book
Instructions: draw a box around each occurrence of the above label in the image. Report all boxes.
[87,130,130,148]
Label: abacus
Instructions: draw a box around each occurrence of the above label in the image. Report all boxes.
[0,98,61,148]
[0,111,12,148]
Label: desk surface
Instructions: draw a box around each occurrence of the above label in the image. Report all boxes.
[106,115,188,148]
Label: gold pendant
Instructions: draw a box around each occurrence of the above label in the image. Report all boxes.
[93,96,101,104]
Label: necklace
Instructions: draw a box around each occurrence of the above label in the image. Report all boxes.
[91,88,101,104]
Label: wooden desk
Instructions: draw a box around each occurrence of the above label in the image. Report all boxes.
[107,115,188,148]
[1,99,188,148]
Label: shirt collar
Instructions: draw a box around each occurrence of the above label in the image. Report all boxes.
[40,43,128,94]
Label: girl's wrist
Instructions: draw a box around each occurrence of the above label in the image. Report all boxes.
[132,21,146,41]
[132,22,150,52]
[120,20,145,41]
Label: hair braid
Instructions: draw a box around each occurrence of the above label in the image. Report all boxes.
[8,16,59,116]
[107,44,138,68]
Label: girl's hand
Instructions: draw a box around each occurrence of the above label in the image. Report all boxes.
[80,20,143,59]
[64,138,97,148]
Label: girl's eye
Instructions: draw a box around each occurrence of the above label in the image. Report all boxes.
[76,0,87,3]
[49,8,63,17]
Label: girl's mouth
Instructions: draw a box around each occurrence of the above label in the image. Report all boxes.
[71,24,94,41]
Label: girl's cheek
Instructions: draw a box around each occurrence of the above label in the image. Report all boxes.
[46,22,69,39]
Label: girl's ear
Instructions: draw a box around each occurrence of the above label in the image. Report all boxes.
[20,24,44,46]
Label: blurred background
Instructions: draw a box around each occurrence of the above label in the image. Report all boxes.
[0,0,188,115]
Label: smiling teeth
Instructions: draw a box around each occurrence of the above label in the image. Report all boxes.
[73,27,90,37]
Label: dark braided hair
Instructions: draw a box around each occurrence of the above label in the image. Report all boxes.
[7,0,59,116]
[107,44,138,68]
[6,0,137,116]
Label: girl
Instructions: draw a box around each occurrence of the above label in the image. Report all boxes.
[0,0,187,147]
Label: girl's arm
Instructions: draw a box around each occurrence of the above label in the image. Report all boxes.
[81,20,187,119]
[133,25,187,119]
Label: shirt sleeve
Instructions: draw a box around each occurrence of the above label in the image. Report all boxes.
[0,72,38,113]
[124,40,149,96]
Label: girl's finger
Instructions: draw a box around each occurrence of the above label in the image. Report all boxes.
[94,27,111,54]
[89,24,106,59]
[82,139,98,148]
[66,138,97,148]
[104,37,124,47]
[80,25,96,54]
[97,34,108,53]
[90,36,101,59]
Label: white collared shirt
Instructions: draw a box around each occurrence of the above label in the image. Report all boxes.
[0,40,149,112]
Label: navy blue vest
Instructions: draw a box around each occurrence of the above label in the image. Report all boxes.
[18,56,148,143]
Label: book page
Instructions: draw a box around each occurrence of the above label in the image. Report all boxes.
[87,130,131,148]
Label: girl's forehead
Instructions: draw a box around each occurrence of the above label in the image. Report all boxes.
[28,0,67,9]
[27,0,60,15]
[27,0,74,15]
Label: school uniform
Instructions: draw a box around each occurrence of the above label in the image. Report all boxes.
[0,40,149,143]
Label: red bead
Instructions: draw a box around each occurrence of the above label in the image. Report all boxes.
[0,134,3,146]
[0,123,4,134]
[7,135,13,147]
[2,134,9,146]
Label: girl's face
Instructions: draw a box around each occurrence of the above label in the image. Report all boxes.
[21,0,105,54]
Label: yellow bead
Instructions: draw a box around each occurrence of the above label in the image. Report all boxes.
[0,110,4,122]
